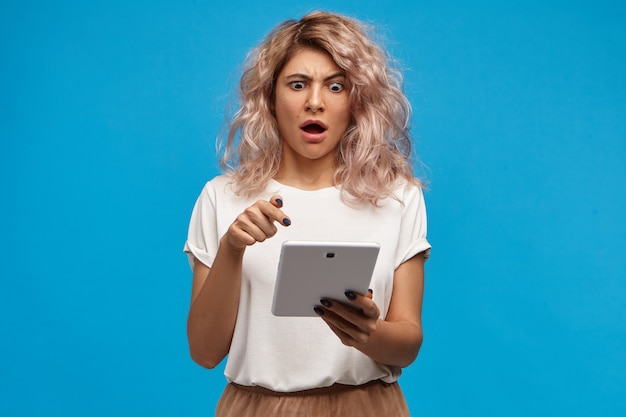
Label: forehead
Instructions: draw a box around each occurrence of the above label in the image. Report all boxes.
[279,48,344,77]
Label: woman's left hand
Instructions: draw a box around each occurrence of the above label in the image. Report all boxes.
[315,290,380,347]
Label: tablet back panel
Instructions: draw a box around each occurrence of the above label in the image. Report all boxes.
[271,241,380,316]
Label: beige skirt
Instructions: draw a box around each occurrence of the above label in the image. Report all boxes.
[214,379,411,417]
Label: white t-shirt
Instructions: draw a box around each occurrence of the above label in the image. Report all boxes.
[184,175,431,392]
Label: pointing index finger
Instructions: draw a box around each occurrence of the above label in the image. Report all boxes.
[268,194,291,226]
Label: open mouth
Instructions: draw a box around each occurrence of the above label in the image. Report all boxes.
[302,123,326,134]
[300,120,328,134]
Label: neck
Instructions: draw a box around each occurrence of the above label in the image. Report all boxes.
[274,158,336,191]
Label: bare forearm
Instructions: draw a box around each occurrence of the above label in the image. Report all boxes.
[187,237,244,368]
[357,255,425,367]
[186,195,289,368]
[354,319,423,368]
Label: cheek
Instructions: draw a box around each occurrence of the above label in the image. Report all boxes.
[336,104,352,127]
[275,96,299,121]
[334,96,351,119]
[274,98,290,129]
[275,107,302,142]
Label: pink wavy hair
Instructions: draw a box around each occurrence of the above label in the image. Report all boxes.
[219,11,422,205]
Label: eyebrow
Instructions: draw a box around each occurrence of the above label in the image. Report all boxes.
[284,72,346,82]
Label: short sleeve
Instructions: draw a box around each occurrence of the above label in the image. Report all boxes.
[183,182,219,270]
[394,184,431,268]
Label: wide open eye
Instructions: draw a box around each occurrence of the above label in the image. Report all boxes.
[328,82,344,93]
[289,81,306,90]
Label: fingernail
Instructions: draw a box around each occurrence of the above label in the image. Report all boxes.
[314,307,325,315]
[345,291,356,300]
[320,299,332,308]
[283,218,291,226]
[368,288,373,295]
[276,198,283,207]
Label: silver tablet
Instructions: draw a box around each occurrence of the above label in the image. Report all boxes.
[271,241,380,317]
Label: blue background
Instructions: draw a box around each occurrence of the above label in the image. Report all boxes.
[2,0,625,415]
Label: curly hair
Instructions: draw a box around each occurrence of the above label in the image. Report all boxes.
[219,11,421,205]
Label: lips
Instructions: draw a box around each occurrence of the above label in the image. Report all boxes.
[300,120,328,134]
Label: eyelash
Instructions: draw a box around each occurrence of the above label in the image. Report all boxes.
[289,81,345,92]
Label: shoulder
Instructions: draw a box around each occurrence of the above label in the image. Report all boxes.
[390,178,426,204]
[207,173,234,188]
[199,174,274,209]
[199,174,237,197]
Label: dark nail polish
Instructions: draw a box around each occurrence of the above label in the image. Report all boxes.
[276,198,283,207]
[314,307,325,315]
[368,288,373,295]
[283,218,291,226]
[345,291,356,300]
[320,299,332,308]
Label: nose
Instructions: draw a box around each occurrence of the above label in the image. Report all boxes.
[305,85,324,113]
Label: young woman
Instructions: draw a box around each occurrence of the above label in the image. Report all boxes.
[184,11,431,416]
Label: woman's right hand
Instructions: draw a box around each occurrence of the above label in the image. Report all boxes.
[224,194,291,251]
[187,194,290,368]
